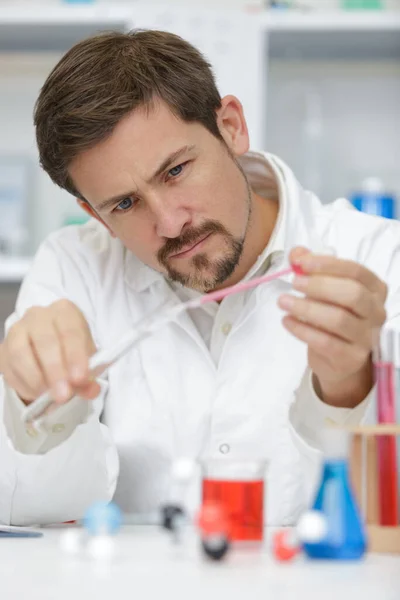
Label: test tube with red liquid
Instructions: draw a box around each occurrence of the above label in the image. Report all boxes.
[394,332,400,524]
[375,329,398,526]
[201,459,267,543]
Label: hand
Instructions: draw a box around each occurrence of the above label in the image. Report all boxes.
[0,300,100,405]
[278,247,387,408]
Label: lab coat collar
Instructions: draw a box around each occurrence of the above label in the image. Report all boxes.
[266,153,316,262]
[124,152,319,294]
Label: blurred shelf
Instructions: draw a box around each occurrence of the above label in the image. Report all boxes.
[0,4,131,52]
[0,5,400,58]
[265,10,400,30]
[264,11,400,60]
[0,257,31,283]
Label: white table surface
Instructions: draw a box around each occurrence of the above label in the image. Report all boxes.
[1,526,399,600]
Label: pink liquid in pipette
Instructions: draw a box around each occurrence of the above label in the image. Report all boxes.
[375,361,398,526]
[197,264,303,306]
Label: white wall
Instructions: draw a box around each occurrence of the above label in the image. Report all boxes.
[0,54,75,254]
[266,59,400,204]
[0,284,19,339]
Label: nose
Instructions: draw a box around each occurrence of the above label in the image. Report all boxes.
[150,193,191,239]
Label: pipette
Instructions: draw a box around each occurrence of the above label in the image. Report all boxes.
[21,263,301,426]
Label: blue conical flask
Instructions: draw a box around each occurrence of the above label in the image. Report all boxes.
[303,428,367,560]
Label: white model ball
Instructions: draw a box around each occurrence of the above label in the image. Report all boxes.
[296,511,328,544]
[59,529,83,556]
[171,458,196,483]
[86,535,116,561]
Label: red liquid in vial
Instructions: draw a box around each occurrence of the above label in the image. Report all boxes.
[377,436,398,526]
[202,479,264,541]
[375,361,398,526]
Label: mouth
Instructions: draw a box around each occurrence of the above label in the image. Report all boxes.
[169,233,213,260]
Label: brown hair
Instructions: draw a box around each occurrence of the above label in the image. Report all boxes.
[34,30,223,198]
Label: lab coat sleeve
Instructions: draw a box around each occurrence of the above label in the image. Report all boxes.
[0,376,118,526]
[288,367,375,451]
[3,379,98,455]
[0,229,119,525]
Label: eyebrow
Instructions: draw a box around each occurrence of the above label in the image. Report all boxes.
[95,144,195,212]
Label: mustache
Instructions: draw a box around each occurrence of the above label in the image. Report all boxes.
[157,221,227,266]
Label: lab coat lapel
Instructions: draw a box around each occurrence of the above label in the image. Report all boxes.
[238,155,315,330]
[124,250,212,362]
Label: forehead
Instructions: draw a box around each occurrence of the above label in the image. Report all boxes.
[69,100,205,203]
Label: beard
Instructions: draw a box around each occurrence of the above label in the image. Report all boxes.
[157,169,252,293]
[157,220,244,292]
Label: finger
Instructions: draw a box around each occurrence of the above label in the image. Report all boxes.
[0,351,41,403]
[76,380,101,401]
[24,311,72,403]
[3,325,48,401]
[0,344,4,374]
[293,254,388,301]
[292,275,386,324]
[278,294,367,344]
[282,315,370,368]
[283,314,345,352]
[52,302,94,386]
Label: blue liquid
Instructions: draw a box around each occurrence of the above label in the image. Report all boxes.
[351,194,396,219]
[303,459,367,560]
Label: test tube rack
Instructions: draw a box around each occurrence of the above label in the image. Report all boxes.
[349,424,400,554]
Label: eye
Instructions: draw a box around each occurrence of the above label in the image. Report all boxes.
[115,197,134,212]
[167,163,186,179]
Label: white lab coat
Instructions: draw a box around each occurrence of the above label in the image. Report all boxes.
[1,153,400,527]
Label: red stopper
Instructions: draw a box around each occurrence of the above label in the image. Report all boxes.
[196,503,230,537]
[292,264,305,276]
[272,530,300,562]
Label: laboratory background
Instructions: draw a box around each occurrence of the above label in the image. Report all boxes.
[0,0,399,335]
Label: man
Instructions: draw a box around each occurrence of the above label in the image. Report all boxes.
[0,30,396,526]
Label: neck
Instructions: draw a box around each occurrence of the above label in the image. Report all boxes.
[214,190,279,290]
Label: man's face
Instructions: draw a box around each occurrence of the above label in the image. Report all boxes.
[70,99,252,292]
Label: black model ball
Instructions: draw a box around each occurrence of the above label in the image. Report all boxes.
[160,504,185,532]
[202,534,230,561]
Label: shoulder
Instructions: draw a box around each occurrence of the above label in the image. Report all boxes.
[37,219,159,294]
[318,198,400,266]
[22,220,128,311]
[44,219,123,264]
[317,199,400,314]
[34,219,134,288]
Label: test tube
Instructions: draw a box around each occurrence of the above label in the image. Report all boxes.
[394,331,400,524]
[375,329,398,526]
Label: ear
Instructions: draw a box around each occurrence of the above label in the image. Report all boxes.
[76,199,116,238]
[216,95,250,157]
